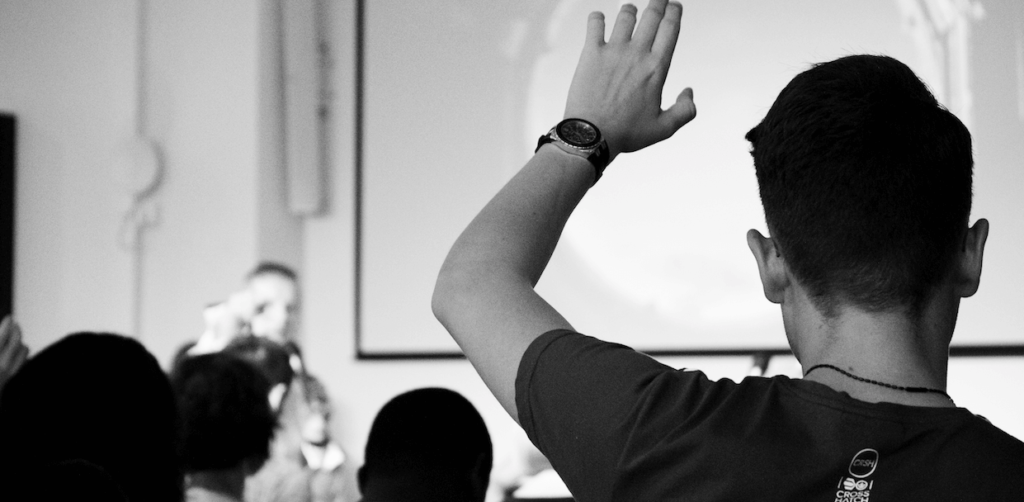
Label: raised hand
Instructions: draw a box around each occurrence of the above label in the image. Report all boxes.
[0,315,30,395]
[191,290,258,355]
[564,0,695,159]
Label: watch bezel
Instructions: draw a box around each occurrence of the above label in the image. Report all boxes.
[555,118,602,149]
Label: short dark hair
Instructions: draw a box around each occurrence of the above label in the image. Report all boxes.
[0,332,183,502]
[222,335,294,388]
[247,261,298,283]
[360,388,492,500]
[746,54,973,316]
[170,352,277,472]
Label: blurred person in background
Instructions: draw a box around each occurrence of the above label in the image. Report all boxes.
[190,262,301,355]
[178,262,358,502]
[172,352,278,502]
[300,374,361,502]
[223,334,312,502]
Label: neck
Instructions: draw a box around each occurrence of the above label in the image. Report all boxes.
[789,289,959,407]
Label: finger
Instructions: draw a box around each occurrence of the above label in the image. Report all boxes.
[652,2,682,62]
[608,3,638,43]
[0,315,10,352]
[632,0,669,50]
[8,319,21,346]
[585,11,606,48]
[0,316,16,354]
[0,325,21,366]
[658,87,697,132]
[1,339,27,368]
[11,320,22,347]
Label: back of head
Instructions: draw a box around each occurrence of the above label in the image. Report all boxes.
[360,387,493,502]
[746,54,973,316]
[223,335,294,389]
[170,352,277,473]
[0,332,182,502]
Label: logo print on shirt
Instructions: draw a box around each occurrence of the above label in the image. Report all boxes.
[834,449,878,502]
[848,448,879,478]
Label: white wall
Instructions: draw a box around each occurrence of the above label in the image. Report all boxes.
[1,0,137,345]
[138,0,270,363]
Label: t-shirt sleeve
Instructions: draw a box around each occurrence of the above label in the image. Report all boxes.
[515,329,712,500]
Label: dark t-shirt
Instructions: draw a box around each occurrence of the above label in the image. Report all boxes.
[516,330,1024,502]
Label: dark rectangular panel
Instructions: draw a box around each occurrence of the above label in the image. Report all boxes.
[0,114,14,319]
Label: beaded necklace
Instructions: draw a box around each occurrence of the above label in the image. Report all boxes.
[804,363,955,406]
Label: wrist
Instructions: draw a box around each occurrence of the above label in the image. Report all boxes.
[535,118,611,184]
[543,140,595,162]
[536,143,598,183]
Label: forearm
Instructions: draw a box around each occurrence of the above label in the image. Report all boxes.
[432,146,593,418]
[439,145,593,289]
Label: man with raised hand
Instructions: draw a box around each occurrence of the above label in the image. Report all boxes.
[432,0,1024,500]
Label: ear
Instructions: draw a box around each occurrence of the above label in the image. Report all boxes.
[954,218,989,298]
[747,229,789,304]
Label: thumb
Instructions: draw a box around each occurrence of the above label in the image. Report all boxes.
[658,87,697,133]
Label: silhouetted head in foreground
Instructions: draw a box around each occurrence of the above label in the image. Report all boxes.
[359,387,493,502]
[0,332,182,502]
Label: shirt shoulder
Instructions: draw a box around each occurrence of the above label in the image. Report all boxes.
[514,330,1024,501]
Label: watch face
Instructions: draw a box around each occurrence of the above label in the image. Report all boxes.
[557,119,599,148]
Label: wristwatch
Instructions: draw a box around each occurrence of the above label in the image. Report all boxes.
[535,118,610,183]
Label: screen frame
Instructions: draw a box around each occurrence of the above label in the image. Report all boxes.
[350,0,1024,360]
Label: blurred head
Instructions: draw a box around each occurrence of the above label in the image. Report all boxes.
[246,262,299,342]
[222,335,294,413]
[359,387,492,502]
[745,54,974,318]
[0,332,182,502]
[170,352,277,475]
